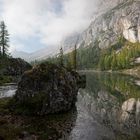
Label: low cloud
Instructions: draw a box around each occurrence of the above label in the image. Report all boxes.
[0,0,98,52]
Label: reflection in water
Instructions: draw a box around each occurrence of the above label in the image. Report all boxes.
[0,107,77,140]
[121,98,140,130]
[0,85,77,140]
[22,108,77,140]
[69,72,140,140]
[1,73,140,140]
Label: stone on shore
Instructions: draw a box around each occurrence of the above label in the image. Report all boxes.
[13,62,81,115]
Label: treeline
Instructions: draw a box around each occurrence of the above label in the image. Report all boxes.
[76,46,100,69]
[31,46,78,70]
[99,41,140,70]
[34,42,101,70]
[33,37,140,71]
[35,45,100,70]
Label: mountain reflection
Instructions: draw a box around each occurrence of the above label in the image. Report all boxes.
[73,72,140,140]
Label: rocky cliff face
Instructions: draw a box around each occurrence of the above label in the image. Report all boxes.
[63,0,140,51]
[62,0,125,51]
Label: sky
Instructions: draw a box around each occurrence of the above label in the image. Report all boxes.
[0,0,98,53]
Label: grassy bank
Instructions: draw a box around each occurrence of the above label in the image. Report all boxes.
[0,75,18,85]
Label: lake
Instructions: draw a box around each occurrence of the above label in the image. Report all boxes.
[69,72,140,140]
[0,83,17,98]
[0,72,140,140]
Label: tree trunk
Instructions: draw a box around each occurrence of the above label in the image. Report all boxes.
[2,44,5,57]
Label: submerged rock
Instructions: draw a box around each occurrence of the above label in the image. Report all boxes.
[13,62,81,115]
[120,98,140,129]
[122,98,136,114]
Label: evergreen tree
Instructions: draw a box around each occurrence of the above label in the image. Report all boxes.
[0,21,10,57]
[69,39,78,70]
[59,47,64,67]
[111,51,117,70]
[66,54,72,70]
[73,37,79,71]
[0,45,1,56]
[73,44,77,70]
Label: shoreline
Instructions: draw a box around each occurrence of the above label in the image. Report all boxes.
[78,67,140,78]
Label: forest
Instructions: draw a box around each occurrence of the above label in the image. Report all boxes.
[38,36,140,71]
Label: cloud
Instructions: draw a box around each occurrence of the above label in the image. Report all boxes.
[9,41,26,52]
[0,0,98,52]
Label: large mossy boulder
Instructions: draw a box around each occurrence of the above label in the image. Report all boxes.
[13,62,81,115]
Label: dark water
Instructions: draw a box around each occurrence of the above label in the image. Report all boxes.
[0,72,140,140]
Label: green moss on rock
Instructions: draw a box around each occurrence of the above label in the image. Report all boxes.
[12,62,81,115]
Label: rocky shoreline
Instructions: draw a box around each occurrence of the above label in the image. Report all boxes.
[0,61,84,139]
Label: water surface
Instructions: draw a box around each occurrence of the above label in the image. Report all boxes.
[69,72,140,140]
[0,73,140,140]
[0,83,17,98]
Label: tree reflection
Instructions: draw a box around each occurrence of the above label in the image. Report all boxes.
[78,72,140,139]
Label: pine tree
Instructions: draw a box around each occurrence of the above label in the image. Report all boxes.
[111,52,117,70]
[0,46,2,56]
[0,21,10,57]
[59,47,64,67]
[73,37,79,71]
[68,38,78,71]
[73,44,77,70]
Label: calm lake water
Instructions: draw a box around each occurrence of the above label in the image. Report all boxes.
[0,83,17,98]
[69,72,140,140]
[0,72,140,140]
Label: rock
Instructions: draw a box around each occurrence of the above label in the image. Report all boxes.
[18,131,36,140]
[5,58,32,76]
[122,98,136,114]
[120,98,140,127]
[0,58,32,76]
[62,0,125,50]
[136,99,140,126]
[63,0,140,51]
[13,62,81,115]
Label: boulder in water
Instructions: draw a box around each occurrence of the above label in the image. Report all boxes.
[13,62,81,115]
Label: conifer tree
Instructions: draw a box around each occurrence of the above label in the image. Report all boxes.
[73,44,77,70]
[73,37,79,71]
[59,47,64,67]
[0,21,9,57]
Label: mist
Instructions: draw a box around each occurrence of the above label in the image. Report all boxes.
[0,0,99,52]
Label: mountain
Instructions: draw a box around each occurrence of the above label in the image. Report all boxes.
[60,0,140,71]
[62,0,126,51]
[63,0,140,50]
[87,0,140,46]
[12,0,140,63]
[11,50,30,61]
[11,0,126,61]
[11,46,59,62]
